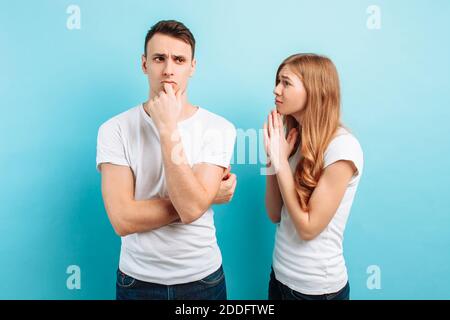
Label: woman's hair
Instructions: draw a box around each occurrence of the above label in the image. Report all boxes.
[276,53,341,211]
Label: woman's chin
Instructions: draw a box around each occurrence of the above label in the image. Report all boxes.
[275,105,286,114]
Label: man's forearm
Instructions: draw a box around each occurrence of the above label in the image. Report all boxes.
[120,198,180,235]
[159,129,211,223]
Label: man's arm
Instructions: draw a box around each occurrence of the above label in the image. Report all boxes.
[100,163,180,236]
[145,84,234,224]
[160,128,226,223]
[100,163,236,236]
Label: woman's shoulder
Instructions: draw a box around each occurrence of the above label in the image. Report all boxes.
[329,127,362,151]
[324,126,364,174]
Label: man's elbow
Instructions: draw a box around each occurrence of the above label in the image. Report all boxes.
[112,222,130,237]
[179,200,210,224]
[105,204,133,237]
[108,213,133,237]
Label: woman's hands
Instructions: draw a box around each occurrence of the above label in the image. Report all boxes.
[263,109,298,172]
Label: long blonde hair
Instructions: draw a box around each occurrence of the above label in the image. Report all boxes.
[276,54,341,211]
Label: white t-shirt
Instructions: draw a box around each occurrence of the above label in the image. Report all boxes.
[96,104,236,285]
[272,127,364,295]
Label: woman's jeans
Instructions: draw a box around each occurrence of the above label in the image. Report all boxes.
[116,265,227,300]
[268,268,350,300]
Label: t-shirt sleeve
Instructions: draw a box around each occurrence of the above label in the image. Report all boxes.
[96,119,129,172]
[196,121,236,169]
[323,134,364,182]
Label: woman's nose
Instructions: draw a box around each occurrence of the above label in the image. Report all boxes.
[273,84,282,96]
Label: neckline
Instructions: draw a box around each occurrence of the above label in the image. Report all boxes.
[140,104,202,126]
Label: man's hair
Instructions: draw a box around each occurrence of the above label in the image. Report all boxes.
[144,20,196,59]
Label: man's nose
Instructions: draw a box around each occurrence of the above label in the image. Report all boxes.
[163,60,174,76]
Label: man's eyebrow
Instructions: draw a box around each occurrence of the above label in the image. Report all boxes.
[150,53,187,60]
[151,53,167,58]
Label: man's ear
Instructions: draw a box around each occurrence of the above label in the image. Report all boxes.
[190,58,196,77]
[141,54,148,74]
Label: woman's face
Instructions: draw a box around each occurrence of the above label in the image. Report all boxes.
[273,65,307,118]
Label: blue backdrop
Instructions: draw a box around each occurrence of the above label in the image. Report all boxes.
[1,0,449,299]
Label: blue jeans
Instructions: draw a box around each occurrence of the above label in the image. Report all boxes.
[268,268,350,300]
[116,265,227,300]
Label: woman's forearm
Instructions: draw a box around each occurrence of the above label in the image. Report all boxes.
[265,173,283,223]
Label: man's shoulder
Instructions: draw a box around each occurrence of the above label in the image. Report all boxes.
[199,108,236,133]
[99,104,142,131]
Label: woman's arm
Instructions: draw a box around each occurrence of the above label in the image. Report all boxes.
[263,110,297,224]
[276,159,356,240]
[264,109,356,240]
[265,172,283,223]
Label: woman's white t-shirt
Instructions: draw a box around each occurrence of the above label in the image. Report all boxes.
[272,127,364,295]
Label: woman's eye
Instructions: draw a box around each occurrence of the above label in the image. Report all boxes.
[284,81,290,86]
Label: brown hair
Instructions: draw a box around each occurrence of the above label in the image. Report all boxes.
[276,53,341,211]
[144,20,196,59]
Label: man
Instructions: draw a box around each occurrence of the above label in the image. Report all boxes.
[96,20,237,300]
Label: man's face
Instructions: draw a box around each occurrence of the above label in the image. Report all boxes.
[142,33,196,98]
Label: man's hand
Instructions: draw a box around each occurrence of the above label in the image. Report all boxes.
[144,83,183,134]
[213,166,237,204]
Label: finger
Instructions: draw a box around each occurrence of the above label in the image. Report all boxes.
[263,122,270,153]
[175,88,185,108]
[229,176,237,192]
[176,88,183,103]
[164,83,175,97]
[268,113,273,137]
[263,122,269,142]
[225,172,236,185]
[228,173,237,184]
[222,166,231,179]
[146,100,154,112]
[176,87,186,98]
[278,113,283,130]
[273,110,280,129]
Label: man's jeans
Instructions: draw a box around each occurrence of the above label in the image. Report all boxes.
[116,265,227,300]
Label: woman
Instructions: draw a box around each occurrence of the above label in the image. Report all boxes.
[263,53,364,300]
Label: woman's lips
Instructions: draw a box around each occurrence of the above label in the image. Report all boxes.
[275,99,283,104]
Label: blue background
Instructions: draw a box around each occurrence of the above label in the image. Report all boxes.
[1,0,449,299]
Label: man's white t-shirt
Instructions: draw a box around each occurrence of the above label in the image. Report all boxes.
[272,127,364,295]
[96,104,236,285]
